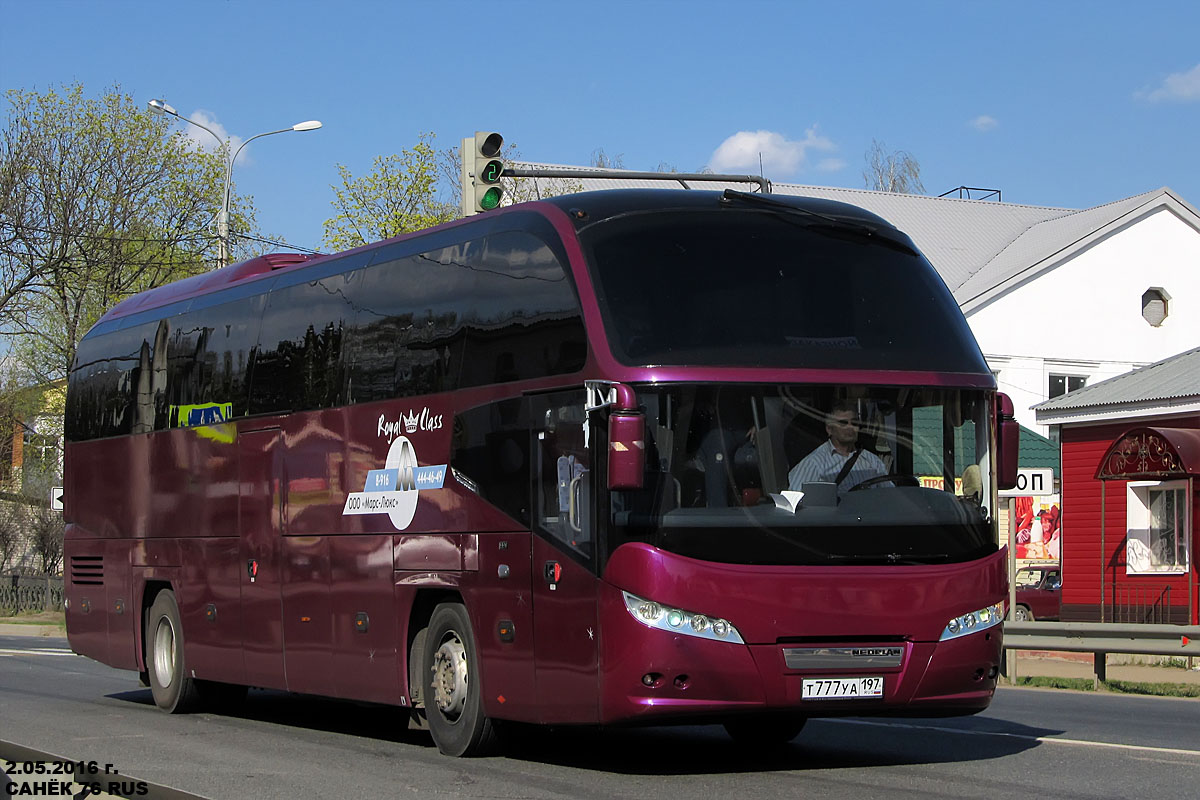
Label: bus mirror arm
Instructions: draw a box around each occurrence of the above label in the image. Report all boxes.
[995,392,1019,490]
[607,384,645,491]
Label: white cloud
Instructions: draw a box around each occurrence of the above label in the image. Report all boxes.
[179,110,250,165]
[969,115,998,132]
[709,127,836,177]
[816,157,846,172]
[1141,63,1200,103]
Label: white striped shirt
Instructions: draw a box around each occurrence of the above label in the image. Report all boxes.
[788,441,887,495]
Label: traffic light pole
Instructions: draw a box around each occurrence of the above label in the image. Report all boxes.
[462,128,774,217]
[502,167,772,194]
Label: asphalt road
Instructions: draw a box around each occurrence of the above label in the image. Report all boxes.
[2,635,1197,799]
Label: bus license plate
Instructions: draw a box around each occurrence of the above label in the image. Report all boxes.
[802,676,884,700]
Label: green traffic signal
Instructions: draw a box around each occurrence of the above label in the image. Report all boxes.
[480,186,503,210]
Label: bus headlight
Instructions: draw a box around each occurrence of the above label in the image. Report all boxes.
[939,601,1004,641]
[622,591,744,644]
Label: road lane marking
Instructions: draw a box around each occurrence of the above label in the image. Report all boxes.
[0,647,77,657]
[827,718,1200,758]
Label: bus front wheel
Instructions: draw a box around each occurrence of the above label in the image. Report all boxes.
[145,590,201,713]
[422,603,496,757]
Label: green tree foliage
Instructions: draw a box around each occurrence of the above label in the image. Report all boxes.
[326,132,584,251]
[323,132,456,251]
[0,83,258,385]
[863,138,925,194]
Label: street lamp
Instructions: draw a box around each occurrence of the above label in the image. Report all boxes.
[147,98,322,269]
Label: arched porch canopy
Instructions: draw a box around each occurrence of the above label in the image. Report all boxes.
[1095,426,1200,480]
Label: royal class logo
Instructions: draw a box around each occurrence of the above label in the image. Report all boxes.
[342,435,447,530]
[378,407,443,443]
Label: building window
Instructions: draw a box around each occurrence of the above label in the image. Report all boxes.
[1048,374,1086,399]
[1141,287,1169,327]
[1126,481,1189,575]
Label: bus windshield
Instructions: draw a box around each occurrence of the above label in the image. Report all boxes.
[581,207,987,373]
[608,384,996,567]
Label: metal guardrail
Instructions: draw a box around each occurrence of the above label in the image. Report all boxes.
[1002,621,1200,686]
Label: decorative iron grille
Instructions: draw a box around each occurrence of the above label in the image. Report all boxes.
[0,574,65,614]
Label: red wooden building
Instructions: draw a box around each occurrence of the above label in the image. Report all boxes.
[1035,346,1199,625]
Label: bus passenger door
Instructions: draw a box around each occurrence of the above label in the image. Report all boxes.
[531,391,600,724]
[238,427,286,690]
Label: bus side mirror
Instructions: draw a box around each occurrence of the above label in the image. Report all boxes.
[607,384,645,490]
[995,392,1019,490]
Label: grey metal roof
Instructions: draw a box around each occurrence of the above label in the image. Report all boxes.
[953,188,1173,309]
[1033,345,1200,413]
[762,184,1066,294]
[522,164,1195,307]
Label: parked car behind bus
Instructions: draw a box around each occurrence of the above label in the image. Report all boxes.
[1015,566,1062,621]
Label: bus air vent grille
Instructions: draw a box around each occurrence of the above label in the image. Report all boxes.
[70,555,104,585]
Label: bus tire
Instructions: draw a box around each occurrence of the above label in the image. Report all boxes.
[423,602,496,757]
[145,590,201,713]
[723,715,806,747]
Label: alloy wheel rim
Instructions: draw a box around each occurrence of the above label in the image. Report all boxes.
[153,615,176,688]
[430,630,469,721]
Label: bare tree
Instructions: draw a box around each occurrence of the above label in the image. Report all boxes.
[863,139,925,194]
[29,506,63,575]
[590,148,625,169]
[0,505,19,573]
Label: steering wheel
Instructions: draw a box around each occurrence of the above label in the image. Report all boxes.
[848,473,921,491]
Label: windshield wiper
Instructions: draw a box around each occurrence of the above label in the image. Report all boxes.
[720,189,918,256]
[828,552,950,565]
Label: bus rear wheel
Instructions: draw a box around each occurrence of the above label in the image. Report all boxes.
[145,589,201,713]
[723,715,807,747]
[422,603,496,757]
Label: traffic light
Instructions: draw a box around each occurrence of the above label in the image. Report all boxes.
[461,131,505,215]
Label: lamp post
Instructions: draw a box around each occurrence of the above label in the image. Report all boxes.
[147,99,322,269]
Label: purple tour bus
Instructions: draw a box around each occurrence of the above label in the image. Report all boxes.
[64,189,1018,756]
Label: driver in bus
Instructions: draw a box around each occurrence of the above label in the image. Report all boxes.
[787,400,888,495]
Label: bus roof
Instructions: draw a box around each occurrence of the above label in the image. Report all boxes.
[540,188,902,232]
[94,189,909,328]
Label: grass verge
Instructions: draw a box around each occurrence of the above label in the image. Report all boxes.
[1105,679,1200,698]
[0,610,66,630]
[1010,675,1200,697]
[1012,676,1095,691]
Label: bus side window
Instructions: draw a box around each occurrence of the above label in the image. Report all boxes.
[534,394,592,559]
[449,399,531,526]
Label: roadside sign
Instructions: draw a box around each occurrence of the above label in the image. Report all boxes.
[51,487,64,511]
[999,468,1055,497]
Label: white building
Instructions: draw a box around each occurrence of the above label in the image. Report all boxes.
[538,168,1200,435]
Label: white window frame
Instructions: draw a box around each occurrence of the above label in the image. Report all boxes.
[1125,480,1190,575]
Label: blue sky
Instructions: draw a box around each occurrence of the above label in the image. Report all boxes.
[3,0,1198,255]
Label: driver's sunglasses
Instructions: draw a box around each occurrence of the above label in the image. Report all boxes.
[832,418,862,427]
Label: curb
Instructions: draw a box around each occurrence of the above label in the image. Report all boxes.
[0,623,65,637]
